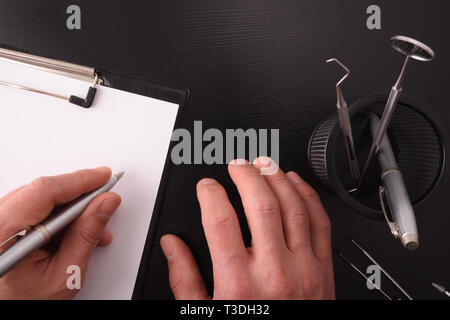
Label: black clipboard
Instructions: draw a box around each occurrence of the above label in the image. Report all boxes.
[99,69,188,299]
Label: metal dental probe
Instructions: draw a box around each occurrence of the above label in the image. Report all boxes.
[337,251,392,300]
[351,239,413,300]
[327,58,360,185]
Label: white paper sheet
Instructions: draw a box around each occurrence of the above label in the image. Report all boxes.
[0,58,179,299]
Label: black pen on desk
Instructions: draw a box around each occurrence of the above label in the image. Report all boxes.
[0,172,124,278]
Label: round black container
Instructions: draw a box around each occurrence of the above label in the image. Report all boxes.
[308,94,445,220]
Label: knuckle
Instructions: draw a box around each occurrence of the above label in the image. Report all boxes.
[302,277,321,296]
[250,198,279,218]
[30,176,54,191]
[168,270,183,291]
[265,266,291,298]
[270,172,285,184]
[289,204,309,224]
[209,214,235,231]
[219,251,244,269]
[71,179,84,196]
[77,225,102,247]
[318,217,332,234]
[270,263,289,282]
[298,264,328,298]
[303,187,320,201]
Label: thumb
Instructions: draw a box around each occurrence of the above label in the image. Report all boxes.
[160,234,210,300]
[51,192,121,275]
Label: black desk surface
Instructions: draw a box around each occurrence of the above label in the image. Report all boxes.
[1,0,449,299]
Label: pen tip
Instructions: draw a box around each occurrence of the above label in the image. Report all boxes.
[114,171,125,180]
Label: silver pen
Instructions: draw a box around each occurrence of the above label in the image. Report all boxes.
[0,172,124,278]
[370,114,418,250]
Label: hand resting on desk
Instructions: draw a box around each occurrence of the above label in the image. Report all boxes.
[161,157,335,300]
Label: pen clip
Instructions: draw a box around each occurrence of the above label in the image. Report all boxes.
[0,227,33,250]
[379,186,400,238]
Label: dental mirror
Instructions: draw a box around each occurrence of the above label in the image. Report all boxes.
[358,36,435,191]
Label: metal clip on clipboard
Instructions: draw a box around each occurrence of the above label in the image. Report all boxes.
[0,47,99,108]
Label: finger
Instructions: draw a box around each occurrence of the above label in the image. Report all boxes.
[0,167,112,238]
[286,172,332,264]
[253,157,312,254]
[0,185,25,204]
[228,159,285,254]
[197,178,247,272]
[161,234,210,300]
[0,186,26,242]
[51,192,121,272]
[97,229,113,247]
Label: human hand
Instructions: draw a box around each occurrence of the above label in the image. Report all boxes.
[161,157,335,300]
[0,167,121,300]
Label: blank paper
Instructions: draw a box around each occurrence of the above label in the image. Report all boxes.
[0,58,179,299]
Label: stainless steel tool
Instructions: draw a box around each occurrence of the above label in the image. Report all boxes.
[359,36,435,190]
[337,252,392,300]
[337,251,393,300]
[352,239,413,300]
[327,58,360,184]
[432,282,450,298]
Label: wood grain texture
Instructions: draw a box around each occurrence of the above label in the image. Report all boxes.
[0,0,449,299]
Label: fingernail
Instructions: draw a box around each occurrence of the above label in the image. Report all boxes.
[198,178,217,185]
[229,158,247,166]
[286,171,303,184]
[254,156,272,168]
[99,198,121,216]
[160,236,174,260]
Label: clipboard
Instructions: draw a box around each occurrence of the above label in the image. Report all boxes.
[0,46,188,299]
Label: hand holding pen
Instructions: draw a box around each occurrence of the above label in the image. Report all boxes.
[0,167,122,299]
